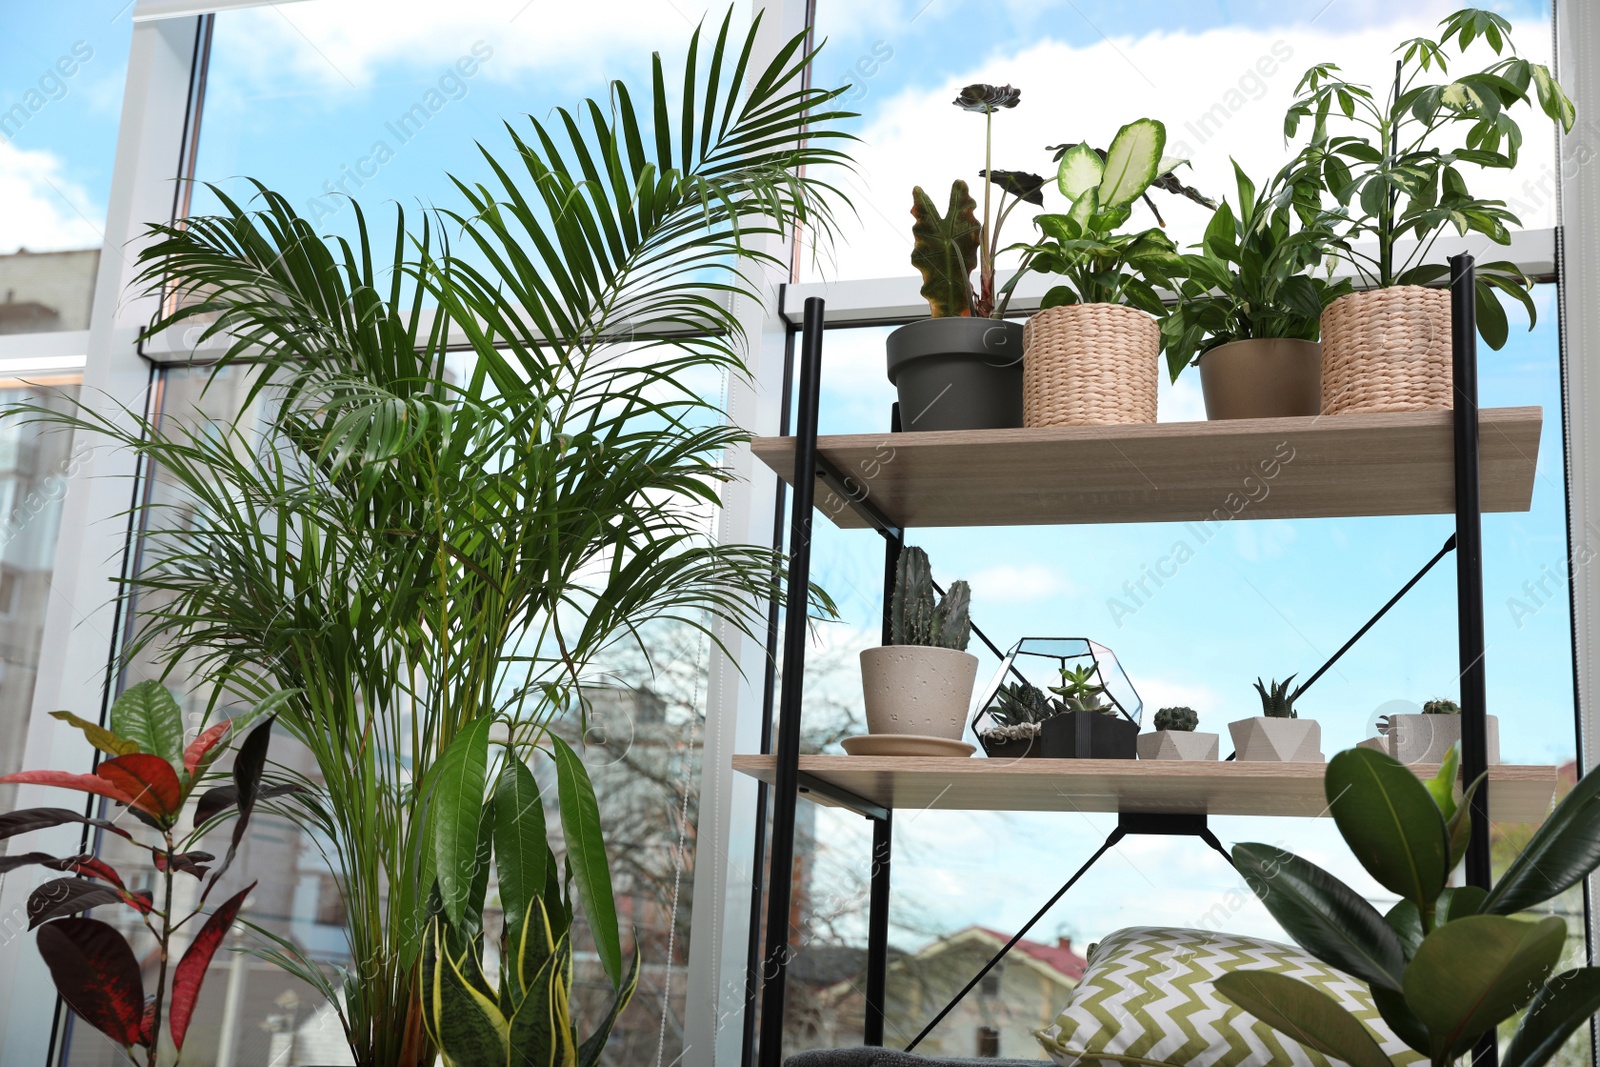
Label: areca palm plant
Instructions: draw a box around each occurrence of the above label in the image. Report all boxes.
[18,11,851,1066]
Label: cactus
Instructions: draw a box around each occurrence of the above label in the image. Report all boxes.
[1052,663,1110,713]
[989,682,1059,727]
[1153,706,1199,732]
[1423,698,1461,715]
[1254,676,1298,719]
[889,547,971,651]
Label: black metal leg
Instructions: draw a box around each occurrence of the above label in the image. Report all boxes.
[756,297,826,1067]
[864,811,893,1044]
[1450,254,1496,1067]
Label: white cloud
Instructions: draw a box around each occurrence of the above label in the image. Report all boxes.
[971,562,1075,602]
[0,141,102,254]
[1132,675,1227,719]
[220,0,745,93]
[805,14,1557,284]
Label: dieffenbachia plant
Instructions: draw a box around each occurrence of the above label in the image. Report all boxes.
[1217,745,1600,1067]
[0,681,291,1066]
[1280,7,1575,349]
[1001,117,1186,316]
[911,83,1045,318]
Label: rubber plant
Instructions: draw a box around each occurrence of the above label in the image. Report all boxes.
[1281,7,1575,349]
[419,733,641,1066]
[1216,744,1600,1067]
[0,680,287,1065]
[1001,117,1186,317]
[911,84,1043,318]
[7,10,852,1066]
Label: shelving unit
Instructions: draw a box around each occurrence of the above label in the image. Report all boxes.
[740,260,1544,1067]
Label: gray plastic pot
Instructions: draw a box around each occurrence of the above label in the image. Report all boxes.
[886,318,1024,431]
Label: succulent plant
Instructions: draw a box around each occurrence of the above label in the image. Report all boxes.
[888,546,971,651]
[988,681,1060,729]
[1423,697,1461,715]
[1051,663,1111,714]
[1153,706,1199,732]
[1254,675,1298,719]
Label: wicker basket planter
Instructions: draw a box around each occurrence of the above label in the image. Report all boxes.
[1320,286,1452,415]
[1021,304,1158,427]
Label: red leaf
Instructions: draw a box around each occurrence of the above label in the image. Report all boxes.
[153,850,214,880]
[169,882,253,1051]
[140,997,156,1048]
[127,890,154,915]
[59,855,125,890]
[182,721,230,777]
[28,879,126,929]
[0,771,135,807]
[96,755,183,820]
[0,807,133,842]
[35,918,145,1049]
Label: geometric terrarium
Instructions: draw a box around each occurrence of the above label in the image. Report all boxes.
[971,638,1143,759]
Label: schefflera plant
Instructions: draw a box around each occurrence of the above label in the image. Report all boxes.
[1217,745,1600,1067]
[0,681,289,1064]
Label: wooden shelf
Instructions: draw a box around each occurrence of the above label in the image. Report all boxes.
[752,407,1542,530]
[732,755,1558,821]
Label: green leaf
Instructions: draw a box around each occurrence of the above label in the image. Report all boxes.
[1437,885,1487,923]
[492,759,547,945]
[1233,842,1406,990]
[49,711,140,758]
[1213,970,1393,1067]
[578,943,642,1067]
[1057,143,1104,201]
[1485,762,1600,915]
[431,718,493,927]
[551,734,623,988]
[422,916,510,1059]
[1502,968,1600,1067]
[1326,747,1450,919]
[1371,984,1432,1056]
[1476,281,1509,349]
[1386,899,1425,959]
[1067,185,1098,238]
[1403,914,1567,1052]
[1422,744,1461,821]
[1097,118,1165,210]
[109,680,185,771]
[910,182,979,317]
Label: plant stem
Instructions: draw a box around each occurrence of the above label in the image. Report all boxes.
[150,830,176,1067]
[981,105,994,315]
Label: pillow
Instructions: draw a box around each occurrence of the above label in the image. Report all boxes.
[1036,926,1426,1067]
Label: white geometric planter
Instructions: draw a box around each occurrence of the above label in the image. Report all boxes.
[1136,730,1219,761]
[1228,716,1324,762]
[1358,713,1499,766]
[860,646,979,740]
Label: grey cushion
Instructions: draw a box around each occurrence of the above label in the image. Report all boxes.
[784,1049,1039,1066]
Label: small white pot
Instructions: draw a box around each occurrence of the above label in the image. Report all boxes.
[1361,713,1500,766]
[1137,730,1219,761]
[1229,717,1324,762]
[859,646,979,740]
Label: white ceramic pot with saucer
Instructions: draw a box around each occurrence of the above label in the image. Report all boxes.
[859,645,978,740]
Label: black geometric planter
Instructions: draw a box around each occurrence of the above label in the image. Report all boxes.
[1038,711,1139,759]
[980,733,1039,760]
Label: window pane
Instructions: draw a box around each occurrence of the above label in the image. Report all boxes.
[0,5,132,333]
[0,382,79,800]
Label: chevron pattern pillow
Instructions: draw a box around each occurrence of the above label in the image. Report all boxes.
[1035,926,1426,1067]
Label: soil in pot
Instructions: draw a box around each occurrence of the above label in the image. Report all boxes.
[887,318,1024,431]
[859,645,979,740]
[1037,711,1139,759]
[1198,338,1320,419]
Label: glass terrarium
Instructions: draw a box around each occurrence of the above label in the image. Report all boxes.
[971,638,1143,758]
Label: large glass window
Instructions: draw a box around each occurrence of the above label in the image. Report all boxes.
[0,6,133,333]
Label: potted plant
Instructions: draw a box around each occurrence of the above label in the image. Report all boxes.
[1282,8,1574,415]
[1162,161,1352,419]
[858,546,976,744]
[1005,118,1186,426]
[1217,744,1600,1067]
[894,84,1041,430]
[1037,662,1139,759]
[1137,705,1219,761]
[1230,675,1323,761]
[0,682,283,1065]
[977,680,1058,759]
[1362,696,1500,766]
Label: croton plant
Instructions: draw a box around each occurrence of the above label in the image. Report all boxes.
[0,680,290,1064]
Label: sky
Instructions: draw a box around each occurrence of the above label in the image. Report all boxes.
[0,0,1580,1042]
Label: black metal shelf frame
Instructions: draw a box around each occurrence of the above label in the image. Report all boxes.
[743,255,1497,1067]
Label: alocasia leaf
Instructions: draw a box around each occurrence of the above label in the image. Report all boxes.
[910,181,979,317]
